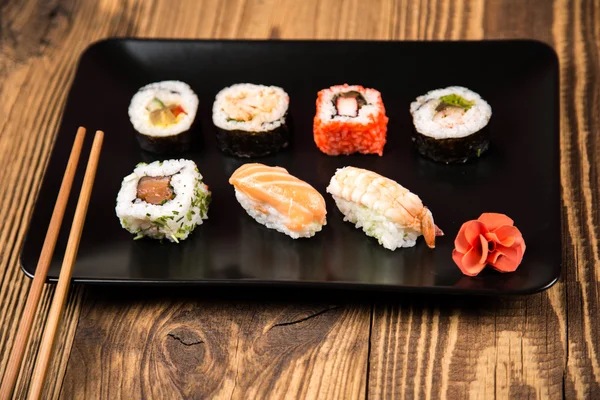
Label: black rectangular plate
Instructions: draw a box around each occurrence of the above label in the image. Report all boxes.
[21,39,560,295]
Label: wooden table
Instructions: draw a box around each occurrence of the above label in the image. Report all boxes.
[0,0,598,398]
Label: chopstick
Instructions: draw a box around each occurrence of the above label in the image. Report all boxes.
[0,127,87,399]
[26,130,104,400]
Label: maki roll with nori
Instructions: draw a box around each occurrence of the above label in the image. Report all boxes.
[212,83,290,158]
[128,81,199,154]
[115,159,211,242]
[314,84,388,156]
[410,86,492,164]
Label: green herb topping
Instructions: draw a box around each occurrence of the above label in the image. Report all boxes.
[437,94,475,111]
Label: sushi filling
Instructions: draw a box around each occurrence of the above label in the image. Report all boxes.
[333,91,367,117]
[136,175,175,205]
[432,94,476,127]
[146,98,187,127]
[222,87,282,124]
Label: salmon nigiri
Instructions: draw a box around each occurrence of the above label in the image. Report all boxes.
[229,163,327,238]
[326,166,443,250]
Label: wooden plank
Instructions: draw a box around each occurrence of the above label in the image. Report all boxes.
[553,0,600,397]
[0,0,598,398]
[60,288,371,399]
[369,294,567,399]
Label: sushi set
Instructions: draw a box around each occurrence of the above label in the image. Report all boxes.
[21,39,560,294]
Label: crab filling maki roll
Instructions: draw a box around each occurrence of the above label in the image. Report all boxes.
[313,84,388,156]
[212,83,290,158]
[410,86,492,164]
[115,159,211,242]
[128,81,199,154]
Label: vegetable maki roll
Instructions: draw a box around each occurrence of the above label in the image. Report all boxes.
[410,86,492,164]
[212,83,290,158]
[115,159,211,242]
[314,84,388,156]
[128,81,199,154]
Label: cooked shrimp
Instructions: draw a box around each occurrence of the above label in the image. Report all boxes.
[327,166,443,248]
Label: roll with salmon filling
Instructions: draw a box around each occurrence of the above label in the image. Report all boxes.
[115,159,211,242]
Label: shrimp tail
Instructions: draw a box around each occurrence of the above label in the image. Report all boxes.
[419,207,438,249]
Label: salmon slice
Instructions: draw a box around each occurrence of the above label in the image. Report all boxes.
[229,163,326,231]
[137,176,174,205]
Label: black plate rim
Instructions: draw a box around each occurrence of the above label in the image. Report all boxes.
[19,266,559,295]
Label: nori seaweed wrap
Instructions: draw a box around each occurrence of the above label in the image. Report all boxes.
[410,86,492,164]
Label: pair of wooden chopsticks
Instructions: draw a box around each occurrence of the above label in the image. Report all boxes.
[0,127,103,400]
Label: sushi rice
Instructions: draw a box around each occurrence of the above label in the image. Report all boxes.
[331,196,420,249]
[315,85,385,126]
[115,159,211,242]
[234,190,325,239]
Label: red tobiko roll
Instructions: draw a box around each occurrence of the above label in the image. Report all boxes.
[313,84,388,156]
[452,213,526,276]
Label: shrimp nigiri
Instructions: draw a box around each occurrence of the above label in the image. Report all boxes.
[229,163,327,238]
[326,166,443,250]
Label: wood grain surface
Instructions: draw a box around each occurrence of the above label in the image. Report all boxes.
[0,0,598,399]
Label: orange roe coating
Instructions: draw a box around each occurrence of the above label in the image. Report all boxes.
[313,85,389,156]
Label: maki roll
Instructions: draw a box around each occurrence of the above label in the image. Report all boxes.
[115,159,211,242]
[128,81,199,154]
[410,86,492,164]
[229,163,327,239]
[314,84,388,156]
[212,83,290,158]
